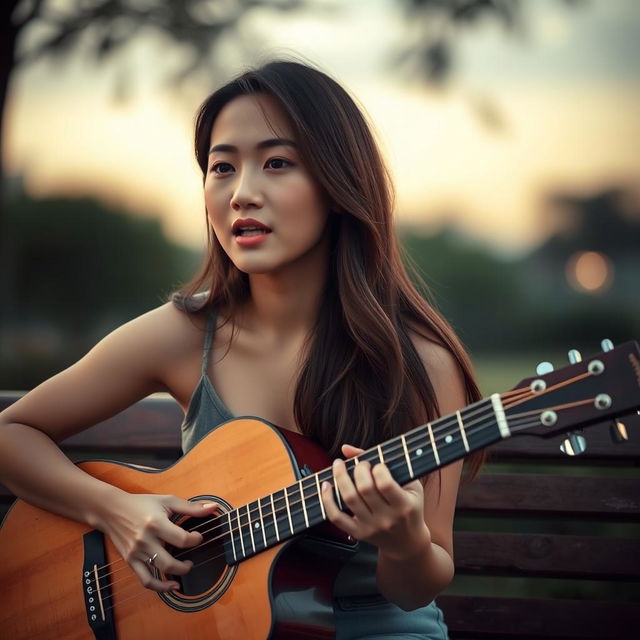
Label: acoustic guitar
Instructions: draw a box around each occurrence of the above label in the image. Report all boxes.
[1,341,638,639]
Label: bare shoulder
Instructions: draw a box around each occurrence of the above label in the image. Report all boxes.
[0,302,206,441]
[75,302,207,378]
[113,301,207,357]
[408,329,468,416]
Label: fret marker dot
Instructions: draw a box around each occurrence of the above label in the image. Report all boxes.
[416,448,423,456]
[445,435,453,444]
[254,523,260,529]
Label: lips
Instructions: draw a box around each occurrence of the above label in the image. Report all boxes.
[231,218,272,237]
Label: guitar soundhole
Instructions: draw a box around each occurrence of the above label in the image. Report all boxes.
[158,496,237,612]
[168,515,228,595]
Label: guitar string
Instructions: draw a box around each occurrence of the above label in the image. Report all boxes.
[99,395,595,616]
[87,386,532,585]
[88,373,587,589]
[93,380,593,608]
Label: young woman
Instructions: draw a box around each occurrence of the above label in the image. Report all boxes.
[0,60,482,639]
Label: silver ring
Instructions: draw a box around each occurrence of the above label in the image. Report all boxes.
[146,552,158,567]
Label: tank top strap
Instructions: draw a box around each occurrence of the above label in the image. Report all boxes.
[202,307,217,376]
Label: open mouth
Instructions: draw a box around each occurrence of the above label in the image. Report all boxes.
[233,226,271,237]
[231,218,272,237]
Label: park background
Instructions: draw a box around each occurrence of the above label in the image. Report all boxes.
[1,0,639,393]
[1,0,639,614]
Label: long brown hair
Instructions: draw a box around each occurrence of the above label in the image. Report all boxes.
[174,60,484,477]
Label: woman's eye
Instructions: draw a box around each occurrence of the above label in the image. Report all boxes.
[265,158,292,170]
[211,162,234,175]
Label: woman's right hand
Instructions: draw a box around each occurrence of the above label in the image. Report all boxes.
[94,490,221,592]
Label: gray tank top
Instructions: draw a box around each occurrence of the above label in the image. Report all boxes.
[180,309,381,598]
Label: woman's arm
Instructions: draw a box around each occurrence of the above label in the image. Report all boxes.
[322,339,468,610]
[376,341,467,608]
[0,303,218,591]
[374,460,462,609]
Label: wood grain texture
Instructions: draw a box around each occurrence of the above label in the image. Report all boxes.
[456,473,640,519]
[452,531,640,579]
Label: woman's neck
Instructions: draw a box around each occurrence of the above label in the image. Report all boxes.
[242,264,327,344]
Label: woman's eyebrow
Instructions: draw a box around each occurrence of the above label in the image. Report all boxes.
[209,138,297,154]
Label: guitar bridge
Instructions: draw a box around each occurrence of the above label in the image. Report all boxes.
[82,529,116,640]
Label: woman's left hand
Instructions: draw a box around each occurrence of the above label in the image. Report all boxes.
[321,443,431,560]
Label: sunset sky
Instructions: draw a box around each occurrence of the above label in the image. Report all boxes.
[5,0,640,255]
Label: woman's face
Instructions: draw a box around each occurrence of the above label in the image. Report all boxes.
[204,93,330,277]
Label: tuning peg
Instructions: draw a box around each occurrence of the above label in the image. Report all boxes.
[560,432,587,456]
[536,361,554,375]
[568,349,582,364]
[610,420,629,443]
[601,339,614,352]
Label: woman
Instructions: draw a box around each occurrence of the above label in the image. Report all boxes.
[0,60,482,639]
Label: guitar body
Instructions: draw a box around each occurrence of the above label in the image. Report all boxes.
[0,418,355,639]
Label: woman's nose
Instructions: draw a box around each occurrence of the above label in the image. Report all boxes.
[230,170,263,210]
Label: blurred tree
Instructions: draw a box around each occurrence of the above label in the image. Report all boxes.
[400,226,528,352]
[395,0,587,84]
[1,0,309,183]
[522,187,640,345]
[1,0,588,200]
[9,196,198,325]
[400,191,640,354]
[539,188,640,259]
[393,0,587,128]
[2,188,201,387]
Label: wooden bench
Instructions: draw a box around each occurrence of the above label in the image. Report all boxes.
[1,391,638,639]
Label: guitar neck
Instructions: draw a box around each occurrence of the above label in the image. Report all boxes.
[223,395,507,564]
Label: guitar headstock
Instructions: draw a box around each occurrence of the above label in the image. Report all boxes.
[503,340,640,442]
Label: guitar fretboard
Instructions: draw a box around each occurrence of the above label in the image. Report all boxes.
[222,394,509,564]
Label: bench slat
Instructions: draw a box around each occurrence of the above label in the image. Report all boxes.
[453,531,640,579]
[457,473,640,519]
[0,392,184,454]
[61,401,183,453]
[438,595,640,639]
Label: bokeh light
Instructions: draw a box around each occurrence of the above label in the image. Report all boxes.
[565,250,614,293]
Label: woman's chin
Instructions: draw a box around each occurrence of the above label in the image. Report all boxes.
[232,259,280,276]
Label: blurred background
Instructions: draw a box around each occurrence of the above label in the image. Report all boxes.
[1,0,639,393]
